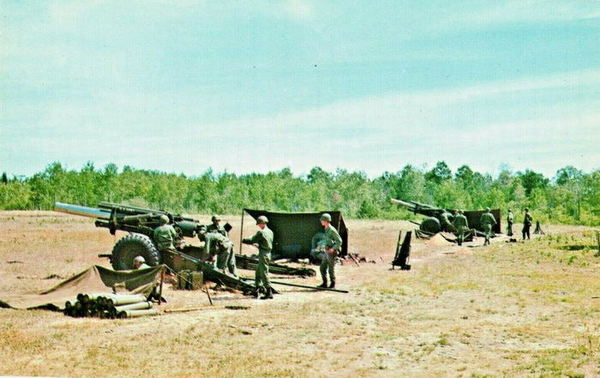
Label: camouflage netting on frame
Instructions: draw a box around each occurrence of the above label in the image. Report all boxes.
[243,209,348,260]
[0,265,165,311]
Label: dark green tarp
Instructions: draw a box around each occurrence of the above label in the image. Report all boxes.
[0,265,165,310]
[242,209,348,260]
[464,209,502,233]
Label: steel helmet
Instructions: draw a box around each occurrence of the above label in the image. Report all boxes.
[320,213,332,222]
[159,214,169,224]
[256,215,268,224]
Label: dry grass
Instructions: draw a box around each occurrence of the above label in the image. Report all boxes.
[1,211,599,377]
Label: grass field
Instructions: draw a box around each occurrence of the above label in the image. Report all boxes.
[1,211,599,377]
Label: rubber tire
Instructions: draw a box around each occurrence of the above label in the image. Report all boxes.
[420,217,441,234]
[111,233,161,270]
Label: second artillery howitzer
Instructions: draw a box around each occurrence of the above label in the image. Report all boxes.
[391,198,501,240]
[54,202,315,278]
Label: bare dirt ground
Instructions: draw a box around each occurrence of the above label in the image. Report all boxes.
[1,211,600,377]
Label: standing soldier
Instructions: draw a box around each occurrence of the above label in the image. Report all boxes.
[318,213,343,288]
[522,208,533,240]
[153,214,178,265]
[206,215,227,236]
[452,210,469,246]
[479,208,497,246]
[242,215,274,299]
[506,209,514,236]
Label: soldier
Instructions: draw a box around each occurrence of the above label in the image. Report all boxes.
[242,215,274,299]
[522,208,533,240]
[206,215,227,236]
[479,207,497,246]
[318,213,343,289]
[506,209,514,236]
[133,255,150,269]
[452,209,469,246]
[205,231,237,277]
[153,214,178,265]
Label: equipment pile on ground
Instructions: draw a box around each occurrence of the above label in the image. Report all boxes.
[64,293,158,319]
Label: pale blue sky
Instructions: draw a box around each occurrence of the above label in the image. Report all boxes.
[1,0,599,178]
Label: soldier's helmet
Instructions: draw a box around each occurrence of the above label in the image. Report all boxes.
[133,256,145,264]
[485,207,491,212]
[525,207,529,211]
[211,215,220,222]
[320,213,332,222]
[159,214,169,224]
[256,215,269,224]
[508,209,512,212]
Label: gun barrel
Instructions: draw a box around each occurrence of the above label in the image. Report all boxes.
[390,198,415,208]
[54,202,111,219]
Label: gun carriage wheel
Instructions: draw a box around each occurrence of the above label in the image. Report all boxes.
[111,233,161,270]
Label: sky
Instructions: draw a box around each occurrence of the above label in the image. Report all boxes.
[1,0,599,179]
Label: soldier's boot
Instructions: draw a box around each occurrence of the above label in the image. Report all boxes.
[254,287,263,298]
[318,280,328,288]
[329,280,335,289]
[261,287,273,300]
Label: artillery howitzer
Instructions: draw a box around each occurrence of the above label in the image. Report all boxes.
[391,199,455,234]
[54,202,314,279]
[391,198,502,239]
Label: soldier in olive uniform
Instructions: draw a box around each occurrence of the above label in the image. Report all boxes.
[522,208,533,240]
[206,215,227,236]
[153,214,178,265]
[479,208,497,246]
[318,213,343,289]
[452,210,469,246]
[242,215,274,299]
[506,209,514,236]
[204,232,237,277]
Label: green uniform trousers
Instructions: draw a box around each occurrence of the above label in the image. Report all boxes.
[216,247,237,277]
[456,226,466,245]
[483,224,492,245]
[255,250,272,291]
[320,251,337,283]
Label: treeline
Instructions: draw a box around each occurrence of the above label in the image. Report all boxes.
[1,161,598,225]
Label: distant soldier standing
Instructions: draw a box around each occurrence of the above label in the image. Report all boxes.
[479,208,496,246]
[506,209,514,237]
[452,210,469,246]
[206,215,227,236]
[153,214,178,265]
[318,213,343,289]
[522,208,533,240]
[242,215,274,299]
